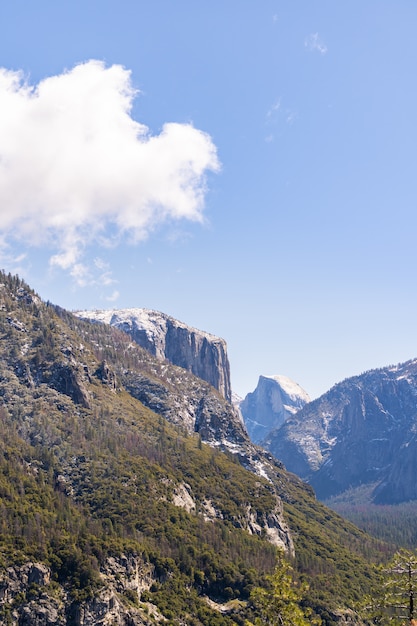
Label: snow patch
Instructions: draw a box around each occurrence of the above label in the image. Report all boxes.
[264,374,310,404]
[75,307,219,343]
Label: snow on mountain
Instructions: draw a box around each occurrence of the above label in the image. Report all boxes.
[263,375,310,411]
[266,358,417,503]
[74,307,232,401]
[239,374,310,444]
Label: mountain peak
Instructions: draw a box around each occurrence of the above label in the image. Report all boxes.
[261,374,310,403]
[266,358,417,503]
[240,374,310,444]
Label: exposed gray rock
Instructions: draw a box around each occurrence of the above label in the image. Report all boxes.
[94,360,117,391]
[240,375,310,444]
[121,364,247,446]
[18,598,65,626]
[75,308,232,402]
[49,362,91,408]
[244,501,294,553]
[266,359,417,503]
[194,394,249,447]
[0,563,66,625]
[27,563,50,586]
[0,557,159,626]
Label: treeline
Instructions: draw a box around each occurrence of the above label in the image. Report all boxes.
[325,500,417,549]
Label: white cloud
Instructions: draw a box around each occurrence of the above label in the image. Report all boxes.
[0,60,220,282]
[0,244,29,277]
[265,97,297,140]
[93,257,116,286]
[94,257,110,272]
[304,33,328,55]
[105,290,120,303]
[267,98,281,119]
[286,111,297,125]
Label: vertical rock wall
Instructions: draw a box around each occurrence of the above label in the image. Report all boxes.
[75,308,232,402]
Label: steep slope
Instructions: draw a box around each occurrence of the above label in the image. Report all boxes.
[0,272,390,624]
[64,309,264,474]
[75,308,232,402]
[240,375,310,443]
[266,360,417,503]
[0,274,290,624]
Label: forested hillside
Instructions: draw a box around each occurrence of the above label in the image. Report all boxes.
[0,272,393,624]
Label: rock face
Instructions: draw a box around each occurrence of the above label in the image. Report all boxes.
[266,359,417,503]
[76,308,232,402]
[121,363,249,452]
[0,558,158,625]
[240,375,310,444]
[69,308,294,554]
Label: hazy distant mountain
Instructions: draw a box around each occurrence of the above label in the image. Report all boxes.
[240,375,310,444]
[266,359,417,503]
[75,308,232,402]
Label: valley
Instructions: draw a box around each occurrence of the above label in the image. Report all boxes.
[0,271,414,625]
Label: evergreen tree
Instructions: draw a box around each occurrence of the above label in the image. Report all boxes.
[362,549,417,624]
[246,550,321,626]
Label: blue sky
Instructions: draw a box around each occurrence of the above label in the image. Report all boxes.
[1,1,417,400]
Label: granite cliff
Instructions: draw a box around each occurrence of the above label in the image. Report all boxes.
[75,308,232,402]
[0,558,158,626]
[240,375,310,444]
[266,359,417,503]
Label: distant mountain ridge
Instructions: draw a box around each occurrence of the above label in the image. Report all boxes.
[240,375,310,444]
[265,359,417,504]
[75,308,232,402]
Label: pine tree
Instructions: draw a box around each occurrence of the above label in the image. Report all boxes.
[362,549,417,624]
[246,550,321,626]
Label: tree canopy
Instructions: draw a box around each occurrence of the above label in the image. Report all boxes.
[246,550,321,626]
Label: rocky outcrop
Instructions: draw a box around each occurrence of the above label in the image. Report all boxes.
[194,394,248,447]
[75,308,232,402]
[169,480,294,555]
[0,562,65,625]
[69,309,295,554]
[0,558,160,626]
[243,502,294,553]
[48,362,91,408]
[121,361,247,450]
[266,359,417,503]
[94,360,117,391]
[240,375,310,444]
